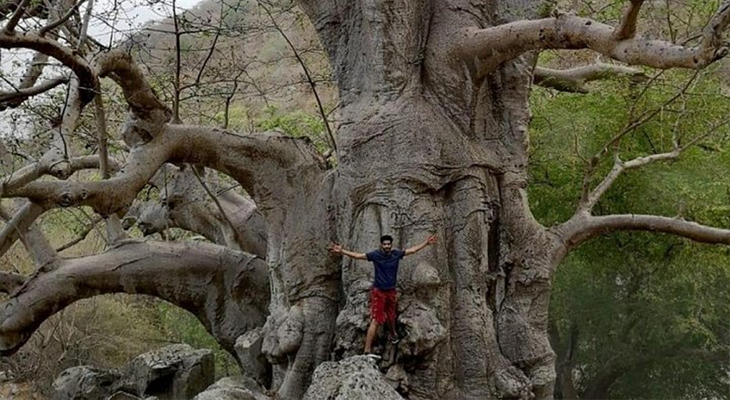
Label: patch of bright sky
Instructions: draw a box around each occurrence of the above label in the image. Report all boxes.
[90,0,202,46]
[0,0,201,137]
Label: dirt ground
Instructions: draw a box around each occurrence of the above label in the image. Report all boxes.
[0,382,41,400]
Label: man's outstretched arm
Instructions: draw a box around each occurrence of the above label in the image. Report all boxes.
[328,243,368,260]
[405,234,437,256]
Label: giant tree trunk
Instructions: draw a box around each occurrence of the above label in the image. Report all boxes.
[262,2,567,399]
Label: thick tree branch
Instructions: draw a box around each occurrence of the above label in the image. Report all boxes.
[0,240,269,356]
[556,214,730,250]
[455,2,730,76]
[128,165,267,257]
[1,155,108,195]
[533,63,643,93]
[3,125,326,215]
[95,48,172,134]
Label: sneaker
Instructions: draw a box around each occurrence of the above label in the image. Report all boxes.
[389,334,400,344]
[366,353,381,361]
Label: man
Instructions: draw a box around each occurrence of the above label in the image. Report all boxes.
[329,234,437,356]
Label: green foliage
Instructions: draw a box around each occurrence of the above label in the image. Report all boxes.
[531,68,730,398]
[257,106,329,150]
[221,105,331,153]
[154,301,239,378]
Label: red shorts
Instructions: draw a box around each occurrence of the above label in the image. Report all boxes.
[370,288,397,324]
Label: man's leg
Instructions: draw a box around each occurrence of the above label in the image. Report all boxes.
[386,289,398,341]
[364,319,379,353]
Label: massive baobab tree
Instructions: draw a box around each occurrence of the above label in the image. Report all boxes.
[1,0,730,399]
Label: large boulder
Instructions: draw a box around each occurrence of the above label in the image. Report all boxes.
[193,376,271,400]
[52,366,122,400]
[121,344,214,400]
[303,355,405,400]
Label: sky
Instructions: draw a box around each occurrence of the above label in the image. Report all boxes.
[90,0,203,46]
[0,0,202,136]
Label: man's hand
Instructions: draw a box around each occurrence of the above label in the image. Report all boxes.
[328,243,367,260]
[328,242,343,254]
[405,233,438,256]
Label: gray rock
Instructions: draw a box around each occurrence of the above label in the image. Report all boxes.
[303,356,404,400]
[52,366,122,400]
[121,344,214,400]
[193,376,271,400]
[384,364,409,394]
[106,392,143,400]
[234,328,268,385]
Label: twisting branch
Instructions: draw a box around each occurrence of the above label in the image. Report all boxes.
[2,125,326,215]
[0,31,98,103]
[614,0,645,41]
[1,155,107,195]
[94,48,172,131]
[533,63,645,93]
[0,240,270,356]
[454,1,730,76]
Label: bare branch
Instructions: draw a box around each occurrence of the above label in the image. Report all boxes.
[3,0,31,34]
[39,0,85,36]
[578,72,699,209]
[259,1,337,156]
[556,213,730,250]
[0,76,69,110]
[455,2,730,76]
[0,31,97,103]
[578,115,730,213]
[0,201,54,265]
[533,63,645,93]
[76,0,93,52]
[0,240,269,356]
[581,151,679,212]
[614,0,645,41]
[92,94,110,178]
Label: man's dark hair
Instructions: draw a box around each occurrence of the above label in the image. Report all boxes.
[380,235,393,243]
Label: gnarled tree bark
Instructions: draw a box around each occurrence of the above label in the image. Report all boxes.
[2,1,730,399]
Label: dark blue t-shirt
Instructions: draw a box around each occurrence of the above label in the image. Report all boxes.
[366,249,406,290]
